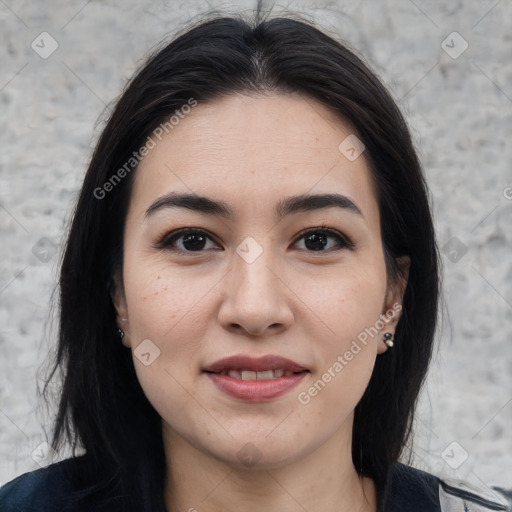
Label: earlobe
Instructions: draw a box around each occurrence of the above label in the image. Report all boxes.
[111,277,127,323]
[378,255,410,354]
[110,271,131,346]
[377,300,401,354]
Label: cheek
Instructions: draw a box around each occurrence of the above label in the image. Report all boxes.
[122,263,210,417]
[338,281,385,339]
[123,253,215,340]
[294,268,386,426]
[304,262,388,345]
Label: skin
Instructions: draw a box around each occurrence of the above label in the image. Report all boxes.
[112,92,409,512]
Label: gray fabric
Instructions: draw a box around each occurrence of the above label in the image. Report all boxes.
[439,479,512,512]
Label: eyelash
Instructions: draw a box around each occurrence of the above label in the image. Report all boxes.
[155,224,355,255]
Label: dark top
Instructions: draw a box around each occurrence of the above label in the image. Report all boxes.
[0,455,510,511]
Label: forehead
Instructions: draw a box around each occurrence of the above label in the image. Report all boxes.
[129,93,379,227]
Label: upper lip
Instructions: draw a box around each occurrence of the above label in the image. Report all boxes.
[202,355,309,373]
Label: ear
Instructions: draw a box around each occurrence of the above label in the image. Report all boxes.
[377,255,410,354]
[110,270,131,348]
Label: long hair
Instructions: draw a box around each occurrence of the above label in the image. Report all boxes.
[45,12,440,511]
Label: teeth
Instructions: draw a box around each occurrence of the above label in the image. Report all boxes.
[256,370,274,380]
[225,369,294,380]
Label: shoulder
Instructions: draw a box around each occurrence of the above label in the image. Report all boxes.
[385,463,512,512]
[384,462,442,511]
[439,476,511,512]
[0,456,89,512]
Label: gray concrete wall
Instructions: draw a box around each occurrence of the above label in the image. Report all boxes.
[1,0,511,494]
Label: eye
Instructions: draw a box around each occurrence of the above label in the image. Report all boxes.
[293,225,354,252]
[155,225,354,254]
[155,228,220,253]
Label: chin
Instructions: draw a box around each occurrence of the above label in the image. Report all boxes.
[200,425,322,472]
[222,443,307,471]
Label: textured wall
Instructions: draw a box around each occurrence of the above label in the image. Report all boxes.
[1,0,511,494]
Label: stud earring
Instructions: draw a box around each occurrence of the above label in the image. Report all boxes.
[118,328,125,340]
[383,332,394,348]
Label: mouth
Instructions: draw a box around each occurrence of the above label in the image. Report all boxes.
[202,354,309,374]
[208,368,304,380]
[202,355,310,401]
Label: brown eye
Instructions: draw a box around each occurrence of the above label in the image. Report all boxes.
[294,227,354,252]
[157,229,220,253]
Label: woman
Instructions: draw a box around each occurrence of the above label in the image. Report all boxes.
[0,11,509,512]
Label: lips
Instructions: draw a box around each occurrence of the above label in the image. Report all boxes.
[202,355,308,374]
[202,355,309,402]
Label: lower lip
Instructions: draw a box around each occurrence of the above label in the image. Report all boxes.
[205,372,308,402]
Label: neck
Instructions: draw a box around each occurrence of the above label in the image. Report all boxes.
[162,425,377,512]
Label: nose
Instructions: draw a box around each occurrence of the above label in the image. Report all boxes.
[217,244,294,337]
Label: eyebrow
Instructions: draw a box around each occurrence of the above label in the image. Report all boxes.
[144,192,364,222]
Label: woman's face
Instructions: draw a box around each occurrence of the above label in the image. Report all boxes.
[112,93,406,469]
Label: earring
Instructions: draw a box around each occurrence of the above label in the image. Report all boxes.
[118,328,125,340]
[383,332,394,348]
